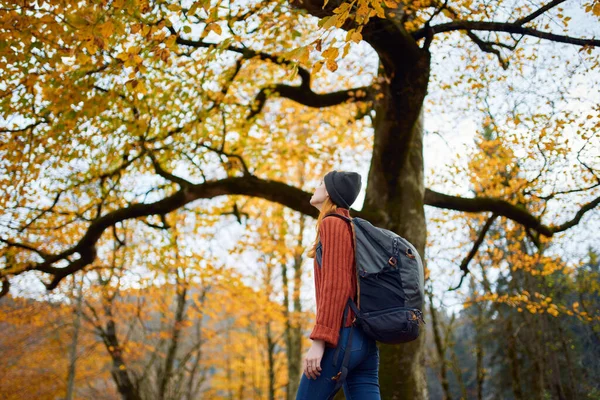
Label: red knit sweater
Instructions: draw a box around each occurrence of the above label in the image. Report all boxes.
[309,207,357,348]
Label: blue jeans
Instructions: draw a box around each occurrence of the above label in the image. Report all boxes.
[296,325,381,400]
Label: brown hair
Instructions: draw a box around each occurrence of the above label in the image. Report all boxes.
[307,196,339,259]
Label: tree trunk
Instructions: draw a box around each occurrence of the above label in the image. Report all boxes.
[429,295,451,400]
[557,322,577,400]
[226,328,234,400]
[66,275,84,400]
[283,213,305,400]
[361,52,430,398]
[475,311,485,400]
[103,316,141,400]
[506,319,523,400]
[266,321,276,400]
[158,284,187,400]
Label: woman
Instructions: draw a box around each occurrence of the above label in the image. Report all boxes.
[296,170,381,400]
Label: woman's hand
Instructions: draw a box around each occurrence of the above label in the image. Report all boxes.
[303,339,326,379]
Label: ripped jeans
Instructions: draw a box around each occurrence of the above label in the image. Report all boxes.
[295,324,381,400]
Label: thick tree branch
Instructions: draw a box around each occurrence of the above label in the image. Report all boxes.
[289,0,424,67]
[275,81,372,107]
[2,177,598,298]
[425,189,600,237]
[248,83,373,119]
[289,0,345,19]
[0,277,8,298]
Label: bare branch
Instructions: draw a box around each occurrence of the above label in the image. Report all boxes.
[552,195,600,232]
[198,142,252,177]
[0,237,50,260]
[146,149,193,188]
[465,31,513,69]
[168,26,312,80]
[449,213,499,291]
[514,0,568,25]
[413,20,600,47]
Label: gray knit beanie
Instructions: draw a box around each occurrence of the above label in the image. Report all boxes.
[324,170,362,209]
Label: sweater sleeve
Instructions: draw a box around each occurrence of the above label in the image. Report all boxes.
[309,217,353,348]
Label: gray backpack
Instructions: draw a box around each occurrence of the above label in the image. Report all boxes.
[319,213,426,343]
[317,213,426,395]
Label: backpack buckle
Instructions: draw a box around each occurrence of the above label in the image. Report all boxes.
[388,257,397,266]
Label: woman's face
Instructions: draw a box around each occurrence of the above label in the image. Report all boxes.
[310,178,329,210]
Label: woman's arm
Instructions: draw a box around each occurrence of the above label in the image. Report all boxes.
[309,217,354,348]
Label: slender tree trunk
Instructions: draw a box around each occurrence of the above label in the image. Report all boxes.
[158,283,188,400]
[102,314,141,400]
[266,321,276,400]
[66,275,84,400]
[83,272,141,400]
[186,315,204,400]
[282,257,292,400]
[449,345,467,400]
[530,318,546,400]
[475,312,485,400]
[239,359,246,400]
[506,319,523,400]
[429,296,452,400]
[546,316,567,400]
[226,329,234,400]
[283,212,305,400]
[475,265,490,400]
[557,322,577,400]
[291,246,304,389]
[520,244,546,400]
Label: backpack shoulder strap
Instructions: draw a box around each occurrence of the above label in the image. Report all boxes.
[331,298,357,396]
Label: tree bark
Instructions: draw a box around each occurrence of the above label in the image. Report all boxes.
[266,322,276,400]
[361,52,430,397]
[429,296,452,400]
[158,283,188,400]
[66,275,84,400]
[283,213,305,400]
[102,313,141,400]
[506,319,523,400]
